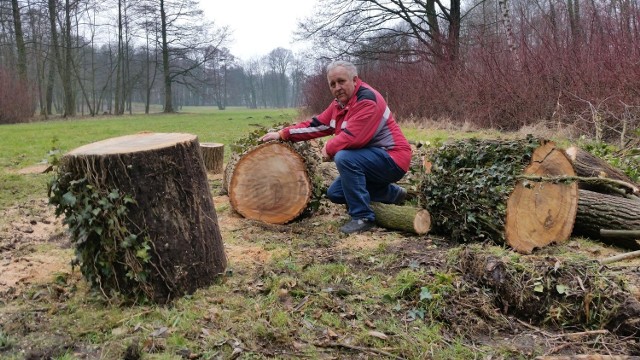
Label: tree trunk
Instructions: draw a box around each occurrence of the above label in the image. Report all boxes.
[11,0,27,80]
[566,146,639,194]
[370,202,431,235]
[200,142,224,174]
[421,138,578,254]
[228,142,313,224]
[55,133,226,303]
[573,189,640,249]
[160,0,173,113]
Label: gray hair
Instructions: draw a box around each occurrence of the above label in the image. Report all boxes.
[326,60,358,78]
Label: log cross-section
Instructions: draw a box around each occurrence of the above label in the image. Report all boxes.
[505,141,579,253]
[229,142,312,224]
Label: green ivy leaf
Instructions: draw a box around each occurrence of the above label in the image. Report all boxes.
[419,287,433,301]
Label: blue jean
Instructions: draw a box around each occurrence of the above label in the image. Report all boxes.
[326,147,407,222]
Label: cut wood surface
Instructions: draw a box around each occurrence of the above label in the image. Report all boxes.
[200,142,224,174]
[505,141,579,253]
[64,132,227,302]
[229,142,312,224]
[573,189,640,249]
[370,202,431,235]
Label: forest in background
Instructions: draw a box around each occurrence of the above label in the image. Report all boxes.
[0,0,638,144]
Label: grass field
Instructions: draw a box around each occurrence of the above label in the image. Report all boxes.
[1,107,636,360]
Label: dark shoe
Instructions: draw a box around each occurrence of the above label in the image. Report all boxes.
[340,219,375,234]
[393,187,408,205]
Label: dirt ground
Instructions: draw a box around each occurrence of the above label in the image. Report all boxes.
[1,171,640,358]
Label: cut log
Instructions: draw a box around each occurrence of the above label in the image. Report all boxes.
[573,189,640,249]
[228,142,312,224]
[505,141,579,253]
[200,142,224,174]
[566,146,639,195]
[421,138,578,254]
[51,133,227,303]
[370,202,431,235]
[566,146,637,184]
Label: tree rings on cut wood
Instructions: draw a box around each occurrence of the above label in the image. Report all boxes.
[56,132,227,303]
[200,142,224,174]
[229,142,312,224]
[505,141,579,253]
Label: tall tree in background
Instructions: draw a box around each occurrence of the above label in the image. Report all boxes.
[11,0,27,80]
[266,47,292,107]
[297,0,464,64]
[157,0,229,113]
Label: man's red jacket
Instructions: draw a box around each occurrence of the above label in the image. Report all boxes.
[279,79,412,172]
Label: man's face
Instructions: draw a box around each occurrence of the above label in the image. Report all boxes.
[327,66,357,105]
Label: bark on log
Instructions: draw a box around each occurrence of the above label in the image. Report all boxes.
[370,202,431,235]
[228,142,313,224]
[200,142,224,174]
[566,146,637,184]
[573,189,640,249]
[566,146,639,195]
[60,133,227,303]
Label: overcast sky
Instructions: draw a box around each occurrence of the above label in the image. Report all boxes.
[200,0,318,62]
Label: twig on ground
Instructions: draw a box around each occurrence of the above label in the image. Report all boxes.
[312,341,407,360]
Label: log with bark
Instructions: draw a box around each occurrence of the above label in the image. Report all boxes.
[572,189,640,249]
[420,137,578,254]
[48,133,227,303]
[200,142,224,174]
[370,202,431,235]
[566,146,639,197]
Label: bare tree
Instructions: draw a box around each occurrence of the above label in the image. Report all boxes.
[157,0,229,113]
[296,0,466,64]
[10,0,26,79]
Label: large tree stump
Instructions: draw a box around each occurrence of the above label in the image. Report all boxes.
[420,137,578,253]
[200,142,224,174]
[228,142,313,224]
[49,133,227,303]
[370,202,431,235]
[573,189,640,249]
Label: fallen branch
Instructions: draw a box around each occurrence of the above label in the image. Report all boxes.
[519,175,639,195]
[601,250,640,265]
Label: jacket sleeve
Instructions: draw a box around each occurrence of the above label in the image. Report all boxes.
[324,99,379,157]
[280,104,335,142]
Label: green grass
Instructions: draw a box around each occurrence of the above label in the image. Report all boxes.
[0,107,576,359]
[0,107,299,210]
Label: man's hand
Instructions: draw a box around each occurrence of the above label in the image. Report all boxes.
[260,131,281,142]
[321,144,331,162]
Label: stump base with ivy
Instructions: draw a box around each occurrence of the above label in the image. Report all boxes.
[49,132,227,303]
